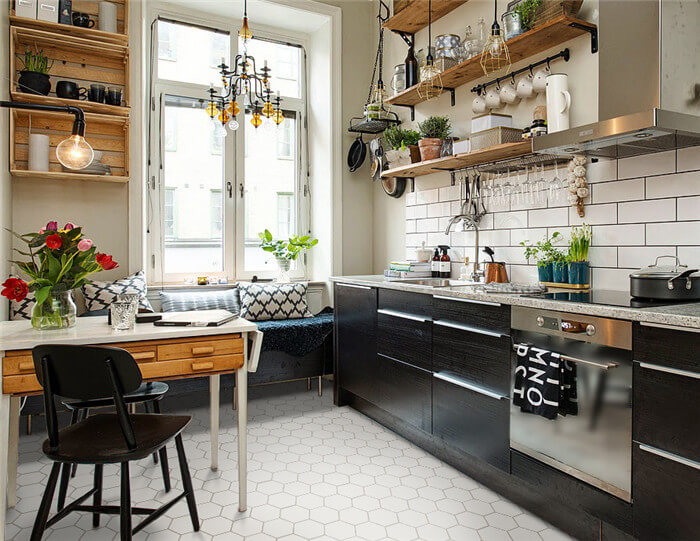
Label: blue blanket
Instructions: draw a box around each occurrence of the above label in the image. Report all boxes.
[256,308,334,357]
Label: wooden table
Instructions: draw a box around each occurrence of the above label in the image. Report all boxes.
[0,315,262,541]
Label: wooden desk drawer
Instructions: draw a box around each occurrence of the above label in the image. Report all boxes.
[3,355,36,375]
[157,337,243,361]
[3,374,41,395]
[140,354,244,380]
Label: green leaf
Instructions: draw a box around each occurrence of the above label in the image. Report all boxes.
[264,229,273,242]
[47,252,61,283]
[35,286,51,306]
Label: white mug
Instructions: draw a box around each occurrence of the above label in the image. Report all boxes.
[516,75,534,99]
[472,94,487,114]
[532,67,549,93]
[485,87,501,109]
[499,80,518,104]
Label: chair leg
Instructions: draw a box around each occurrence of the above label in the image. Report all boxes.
[93,464,103,528]
[158,445,171,493]
[175,434,200,532]
[307,377,311,391]
[56,462,71,512]
[71,409,88,479]
[318,376,323,397]
[120,462,132,541]
[30,462,61,541]
[145,402,159,465]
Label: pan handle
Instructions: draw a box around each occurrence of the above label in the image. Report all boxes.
[667,268,699,290]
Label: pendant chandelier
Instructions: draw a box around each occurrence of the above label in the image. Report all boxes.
[205,0,284,133]
[416,0,443,101]
[480,0,511,76]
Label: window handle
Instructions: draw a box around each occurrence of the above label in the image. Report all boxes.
[226,181,233,199]
[239,182,245,198]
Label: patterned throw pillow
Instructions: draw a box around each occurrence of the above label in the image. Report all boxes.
[160,289,240,314]
[238,282,312,321]
[10,290,34,320]
[82,271,153,312]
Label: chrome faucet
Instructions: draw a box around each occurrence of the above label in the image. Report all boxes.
[444,214,483,282]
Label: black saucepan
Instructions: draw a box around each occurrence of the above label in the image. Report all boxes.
[630,256,700,300]
[347,135,366,172]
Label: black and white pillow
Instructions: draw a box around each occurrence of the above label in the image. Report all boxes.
[238,282,312,321]
[82,271,153,312]
[160,288,240,314]
[10,290,34,320]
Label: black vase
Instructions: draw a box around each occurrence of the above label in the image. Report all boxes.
[18,71,51,96]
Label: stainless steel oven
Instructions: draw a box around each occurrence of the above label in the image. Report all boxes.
[510,306,633,502]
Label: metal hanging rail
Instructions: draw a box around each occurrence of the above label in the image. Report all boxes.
[447,152,571,176]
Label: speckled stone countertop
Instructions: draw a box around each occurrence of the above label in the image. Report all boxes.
[330,275,700,330]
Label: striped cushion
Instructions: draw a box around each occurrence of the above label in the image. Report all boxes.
[159,289,240,314]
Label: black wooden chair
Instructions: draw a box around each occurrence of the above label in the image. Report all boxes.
[30,344,200,541]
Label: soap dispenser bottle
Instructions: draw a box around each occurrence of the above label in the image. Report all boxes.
[438,245,451,278]
[431,248,440,278]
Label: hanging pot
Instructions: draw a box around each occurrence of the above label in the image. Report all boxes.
[630,256,700,300]
[347,134,367,172]
[18,71,51,96]
[381,176,406,198]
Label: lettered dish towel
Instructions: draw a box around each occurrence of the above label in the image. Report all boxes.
[513,344,578,420]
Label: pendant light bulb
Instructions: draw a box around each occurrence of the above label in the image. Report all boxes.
[480,0,511,76]
[416,0,443,101]
[56,134,94,170]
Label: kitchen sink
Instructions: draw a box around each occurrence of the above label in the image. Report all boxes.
[398,278,481,288]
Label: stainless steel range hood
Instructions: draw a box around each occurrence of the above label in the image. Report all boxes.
[534,0,700,158]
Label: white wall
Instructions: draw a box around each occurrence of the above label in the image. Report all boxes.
[0,5,11,319]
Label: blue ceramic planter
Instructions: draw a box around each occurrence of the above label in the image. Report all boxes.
[537,262,553,283]
[568,261,590,285]
[552,262,569,283]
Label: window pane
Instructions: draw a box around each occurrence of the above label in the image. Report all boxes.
[163,95,225,274]
[157,20,230,86]
[241,38,301,98]
[244,113,297,272]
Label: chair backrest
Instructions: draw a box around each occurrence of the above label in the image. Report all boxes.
[32,344,143,450]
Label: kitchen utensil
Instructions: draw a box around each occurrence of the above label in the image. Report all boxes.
[56,80,87,100]
[485,87,502,109]
[369,138,385,181]
[545,73,571,133]
[98,1,118,33]
[501,10,523,40]
[499,79,518,104]
[381,177,406,198]
[88,84,105,103]
[482,246,509,283]
[472,93,488,114]
[391,64,407,95]
[72,11,95,27]
[347,134,367,172]
[532,66,549,93]
[516,74,534,98]
[630,256,700,300]
[416,241,433,262]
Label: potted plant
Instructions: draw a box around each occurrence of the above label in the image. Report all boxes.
[17,47,53,96]
[417,116,451,161]
[2,221,119,330]
[521,231,562,283]
[552,251,569,283]
[568,224,592,285]
[258,229,318,282]
[513,0,542,32]
[384,126,421,168]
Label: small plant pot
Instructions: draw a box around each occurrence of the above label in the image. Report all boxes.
[18,71,51,96]
[418,138,443,161]
[552,262,569,283]
[408,145,421,163]
[385,148,412,169]
[568,261,590,285]
[537,262,553,283]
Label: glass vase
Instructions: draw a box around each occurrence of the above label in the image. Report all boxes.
[31,289,77,330]
[276,258,292,283]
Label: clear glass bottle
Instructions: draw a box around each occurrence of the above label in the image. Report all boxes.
[476,17,487,52]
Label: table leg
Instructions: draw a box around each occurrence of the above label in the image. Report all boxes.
[237,363,248,512]
[0,393,11,541]
[7,398,20,509]
[210,375,220,472]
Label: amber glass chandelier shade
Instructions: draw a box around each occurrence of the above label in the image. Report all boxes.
[205,102,218,118]
[239,17,253,40]
[56,134,94,170]
[273,110,284,125]
[226,100,240,116]
[218,110,230,124]
[262,101,274,118]
[251,112,262,128]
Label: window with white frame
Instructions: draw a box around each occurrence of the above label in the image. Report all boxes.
[149,18,308,284]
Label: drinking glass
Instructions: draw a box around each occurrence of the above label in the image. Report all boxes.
[111,301,136,331]
[549,161,563,203]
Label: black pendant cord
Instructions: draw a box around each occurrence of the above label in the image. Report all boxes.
[0,100,85,136]
[426,0,433,64]
[243,0,247,18]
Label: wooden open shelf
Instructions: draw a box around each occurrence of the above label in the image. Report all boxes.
[381,141,532,178]
[387,15,596,107]
[384,0,469,34]
[10,109,130,182]
[9,0,128,44]
[10,91,130,117]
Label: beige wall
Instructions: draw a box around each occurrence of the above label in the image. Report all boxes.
[1,5,11,318]
[373,0,600,272]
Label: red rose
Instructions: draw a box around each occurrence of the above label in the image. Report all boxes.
[1,278,28,302]
[96,252,119,270]
[46,234,63,250]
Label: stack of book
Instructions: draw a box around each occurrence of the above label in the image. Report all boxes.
[384,261,432,281]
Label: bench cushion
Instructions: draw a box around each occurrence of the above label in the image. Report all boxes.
[256,308,333,357]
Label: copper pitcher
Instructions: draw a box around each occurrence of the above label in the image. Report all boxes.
[484,262,509,284]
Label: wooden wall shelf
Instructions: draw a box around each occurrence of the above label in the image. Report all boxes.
[381,141,532,178]
[10,91,130,117]
[387,15,596,107]
[384,1,469,34]
[9,170,130,183]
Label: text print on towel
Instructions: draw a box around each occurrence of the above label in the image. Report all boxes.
[513,344,578,420]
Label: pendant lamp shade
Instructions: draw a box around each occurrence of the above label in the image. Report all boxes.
[480,0,511,76]
[416,0,443,101]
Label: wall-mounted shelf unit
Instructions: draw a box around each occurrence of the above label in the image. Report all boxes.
[381,141,532,178]
[384,0,470,34]
[9,0,129,44]
[387,15,597,107]
[9,91,130,117]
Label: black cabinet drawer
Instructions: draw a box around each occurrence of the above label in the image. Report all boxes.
[432,294,510,335]
[432,320,510,396]
[633,322,700,373]
[633,442,700,541]
[378,288,432,317]
[377,354,432,433]
[377,309,432,371]
[633,361,700,462]
[334,283,377,335]
[433,372,509,471]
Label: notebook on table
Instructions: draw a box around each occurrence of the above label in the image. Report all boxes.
[154,310,239,327]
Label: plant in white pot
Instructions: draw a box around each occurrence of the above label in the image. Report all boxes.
[384,126,421,169]
[258,229,318,282]
[418,116,452,161]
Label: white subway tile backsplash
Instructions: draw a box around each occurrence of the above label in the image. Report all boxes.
[406,233,427,247]
[438,185,460,202]
[511,228,548,245]
[592,224,645,246]
[416,188,439,205]
[618,246,676,269]
[646,171,700,199]
[427,232,450,246]
[588,247,618,268]
[479,229,511,247]
[427,202,451,218]
[493,211,528,230]
[678,246,700,267]
[528,207,569,228]
[678,147,700,172]
[406,205,427,219]
[569,203,617,225]
[618,150,675,179]
[405,220,416,234]
[677,196,700,221]
[592,268,633,290]
[646,221,700,246]
[592,178,644,204]
[586,159,617,183]
[618,199,676,223]
[509,264,539,283]
[405,192,417,206]
[416,218,439,232]
[450,230,476,246]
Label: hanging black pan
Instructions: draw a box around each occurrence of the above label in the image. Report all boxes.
[348,134,367,172]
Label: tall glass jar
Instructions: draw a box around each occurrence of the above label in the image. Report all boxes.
[275,258,292,283]
[31,289,77,330]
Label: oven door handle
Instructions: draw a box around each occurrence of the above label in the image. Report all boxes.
[512,343,618,370]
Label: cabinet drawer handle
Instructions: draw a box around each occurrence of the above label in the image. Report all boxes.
[377,308,431,323]
[434,372,508,400]
[337,283,371,290]
[192,346,215,355]
[638,443,700,471]
[433,294,501,307]
[191,361,215,371]
[132,352,156,361]
[638,362,700,380]
[18,361,34,371]
[433,319,504,338]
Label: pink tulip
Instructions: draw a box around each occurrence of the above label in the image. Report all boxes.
[46,221,58,231]
[38,228,46,234]
[77,238,93,252]
[64,222,75,230]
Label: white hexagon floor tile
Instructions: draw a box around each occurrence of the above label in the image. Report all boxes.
[7,380,575,540]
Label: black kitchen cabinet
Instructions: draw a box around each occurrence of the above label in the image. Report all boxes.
[377,309,432,371]
[433,373,510,471]
[377,354,432,433]
[432,294,510,335]
[334,283,378,403]
[378,288,433,317]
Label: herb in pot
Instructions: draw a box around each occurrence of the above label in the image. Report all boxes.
[417,116,452,161]
[384,126,421,151]
[514,0,542,31]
